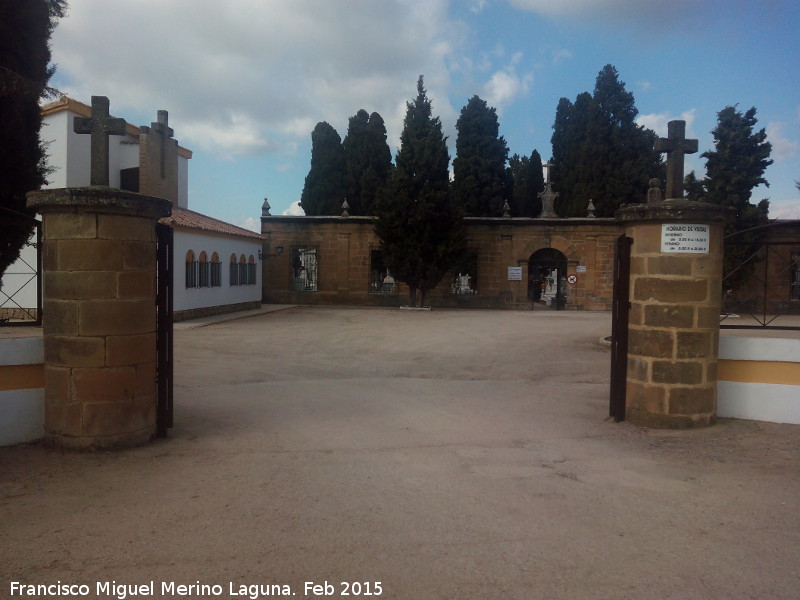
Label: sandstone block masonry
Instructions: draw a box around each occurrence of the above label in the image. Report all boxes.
[618,200,731,428]
[27,187,171,449]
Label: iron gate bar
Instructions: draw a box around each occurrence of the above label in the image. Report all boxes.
[0,207,42,327]
[609,235,632,422]
[720,221,800,331]
[156,223,174,437]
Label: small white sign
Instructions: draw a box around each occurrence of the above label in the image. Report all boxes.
[508,266,522,281]
[661,223,710,254]
[576,265,587,274]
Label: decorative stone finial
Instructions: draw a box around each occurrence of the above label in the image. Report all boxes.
[502,199,511,218]
[261,197,271,217]
[341,199,350,217]
[647,179,662,204]
[586,199,596,218]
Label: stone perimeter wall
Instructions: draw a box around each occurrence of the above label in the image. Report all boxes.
[261,216,623,310]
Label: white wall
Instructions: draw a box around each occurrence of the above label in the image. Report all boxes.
[0,336,44,446]
[717,336,800,425]
[172,230,262,312]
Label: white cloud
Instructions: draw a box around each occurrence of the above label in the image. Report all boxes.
[233,216,262,233]
[766,122,798,161]
[51,0,460,160]
[636,109,697,139]
[552,48,573,64]
[506,0,701,22]
[769,201,800,220]
[283,201,305,216]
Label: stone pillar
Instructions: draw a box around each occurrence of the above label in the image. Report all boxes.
[616,200,731,428]
[27,187,172,449]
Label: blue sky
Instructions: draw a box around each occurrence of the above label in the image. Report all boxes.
[49,0,800,229]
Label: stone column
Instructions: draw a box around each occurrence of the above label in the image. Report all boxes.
[616,200,731,428]
[27,187,172,449]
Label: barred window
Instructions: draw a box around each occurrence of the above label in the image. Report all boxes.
[247,255,256,285]
[185,250,198,288]
[198,251,210,287]
[210,252,221,287]
[369,249,396,294]
[292,247,318,292]
[238,255,247,286]
[792,252,800,302]
[229,253,239,286]
[452,249,478,295]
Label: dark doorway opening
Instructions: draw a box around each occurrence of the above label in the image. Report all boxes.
[528,248,568,310]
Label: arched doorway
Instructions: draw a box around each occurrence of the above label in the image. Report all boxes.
[528,248,567,310]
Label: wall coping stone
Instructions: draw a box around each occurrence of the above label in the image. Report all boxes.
[27,187,172,219]
[615,199,733,223]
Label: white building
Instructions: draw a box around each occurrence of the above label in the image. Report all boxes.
[1,96,265,322]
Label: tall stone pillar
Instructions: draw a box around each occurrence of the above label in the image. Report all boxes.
[616,200,731,428]
[27,187,171,449]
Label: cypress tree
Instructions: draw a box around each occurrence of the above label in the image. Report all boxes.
[299,121,346,215]
[452,95,509,216]
[688,105,772,291]
[375,76,465,307]
[0,0,66,278]
[509,149,544,217]
[550,65,663,218]
[343,109,392,215]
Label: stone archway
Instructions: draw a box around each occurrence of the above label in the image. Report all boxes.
[528,248,568,310]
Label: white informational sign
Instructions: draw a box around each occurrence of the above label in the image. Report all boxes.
[661,223,710,254]
[508,266,522,281]
[576,265,587,274]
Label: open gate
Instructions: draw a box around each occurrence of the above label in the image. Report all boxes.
[609,235,632,422]
[156,222,174,437]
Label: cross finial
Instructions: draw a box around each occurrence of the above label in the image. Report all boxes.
[543,161,554,184]
[654,120,698,200]
[73,96,127,186]
[142,110,175,178]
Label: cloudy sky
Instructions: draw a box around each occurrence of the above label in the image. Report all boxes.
[49,0,800,229]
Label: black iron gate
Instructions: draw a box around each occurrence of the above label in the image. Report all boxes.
[609,235,632,422]
[156,222,174,437]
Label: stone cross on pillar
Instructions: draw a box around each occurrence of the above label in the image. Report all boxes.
[73,96,127,186]
[654,120,698,200]
[543,161,554,184]
[148,110,174,178]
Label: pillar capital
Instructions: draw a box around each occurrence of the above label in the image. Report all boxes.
[28,187,172,219]
[616,199,733,224]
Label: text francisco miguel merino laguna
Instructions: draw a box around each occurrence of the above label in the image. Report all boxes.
[10,580,309,598]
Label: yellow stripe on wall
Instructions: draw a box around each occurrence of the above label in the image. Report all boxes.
[0,364,45,391]
[718,359,800,386]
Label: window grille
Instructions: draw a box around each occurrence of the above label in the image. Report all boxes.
[198,252,210,287]
[229,254,239,286]
[369,249,396,294]
[451,250,478,294]
[292,247,318,292]
[238,255,247,286]
[247,257,256,285]
[185,250,198,288]
[792,252,800,302]
[210,253,221,287]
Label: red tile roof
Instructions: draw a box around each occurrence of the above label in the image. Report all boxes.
[160,207,266,241]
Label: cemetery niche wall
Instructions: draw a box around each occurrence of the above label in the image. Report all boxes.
[261,213,624,310]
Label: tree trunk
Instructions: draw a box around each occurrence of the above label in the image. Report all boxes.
[419,288,428,308]
[408,287,417,307]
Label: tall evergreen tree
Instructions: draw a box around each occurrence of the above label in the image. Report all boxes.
[0,0,67,278]
[550,65,663,217]
[375,76,465,307]
[508,149,544,217]
[299,121,346,215]
[343,109,392,215]
[686,105,772,290]
[452,95,509,216]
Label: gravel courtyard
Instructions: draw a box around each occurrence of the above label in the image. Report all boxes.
[1,306,798,599]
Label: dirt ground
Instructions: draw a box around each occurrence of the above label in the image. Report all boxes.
[1,306,799,600]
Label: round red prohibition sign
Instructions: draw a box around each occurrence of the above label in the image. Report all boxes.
[567,274,578,285]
